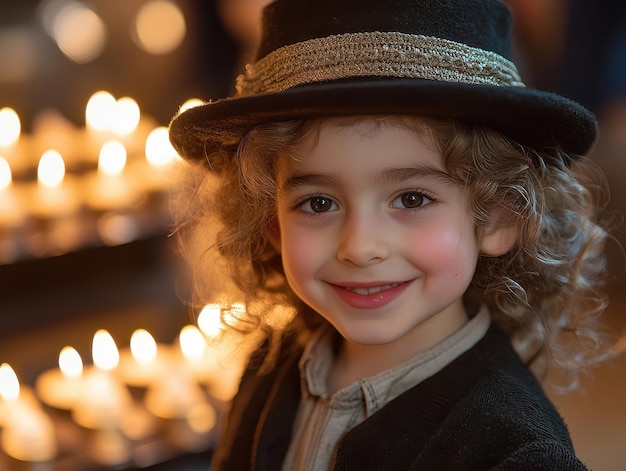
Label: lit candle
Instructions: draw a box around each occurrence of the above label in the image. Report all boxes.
[84,140,138,210]
[0,107,21,149]
[36,346,84,410]
[72,330,134,430]
[144,358,209,421]
[85,91,149,149]
[197,303,251,402]
[0,363,57,462]
[178,324,216,384]
[179,98,204,113]
[111,97,140,136]
[31,149,79,218]
[131,126,181,193]
[0,157,25,228]
[197,303,223,339]
[142,323,216,420]
[117,328,174,387]
[85,90,116,144]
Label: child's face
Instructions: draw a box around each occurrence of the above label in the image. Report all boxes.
[274,118,485,357]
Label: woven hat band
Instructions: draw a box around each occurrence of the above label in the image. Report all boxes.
[236,31,526,96]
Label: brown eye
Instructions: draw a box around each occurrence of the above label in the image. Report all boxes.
[309,196,335,212]
[400,192,424,208]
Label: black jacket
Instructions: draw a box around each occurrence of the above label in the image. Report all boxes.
[212,325,588,470]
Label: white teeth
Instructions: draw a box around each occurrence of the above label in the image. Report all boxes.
[345,283,400,295]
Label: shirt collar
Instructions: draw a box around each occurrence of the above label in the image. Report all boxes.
[298,306,491,416]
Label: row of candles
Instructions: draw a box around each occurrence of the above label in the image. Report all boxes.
[0,92,202,263]
[0,303,246,466]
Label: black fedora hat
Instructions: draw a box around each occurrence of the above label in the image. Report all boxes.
[169,0,597,163]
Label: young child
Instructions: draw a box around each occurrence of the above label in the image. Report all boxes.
[169,0,614,469]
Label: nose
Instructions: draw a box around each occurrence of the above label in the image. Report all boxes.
[336,209,391,266]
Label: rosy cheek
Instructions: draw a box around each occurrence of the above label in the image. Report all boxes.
[410,224,477,272]
[281,230,318,276]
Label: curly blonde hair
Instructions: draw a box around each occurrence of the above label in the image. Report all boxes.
[171,115,612,389]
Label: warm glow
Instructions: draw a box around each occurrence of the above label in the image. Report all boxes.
[223,303,246,326]
[0,107,21,145]
[96,213,139,246]
[37,150,65,187]
[197,304,223,338]
[111,97,140,135]
[0,157,12,190]
[179,325,206,361]
[98,140,127,175]
[145,127,178,166]
[0,363,20,400]
[266,305,297,329]
[179,98,203,113]
[187,402,216,433]
[130,329,157,366]
[59,346,83,378]
[92,330,120,371]
[51,2,106,63]
[86,90,116,130]
[134,0,186,55]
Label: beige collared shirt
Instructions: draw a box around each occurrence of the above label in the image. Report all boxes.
[282,307,491,471]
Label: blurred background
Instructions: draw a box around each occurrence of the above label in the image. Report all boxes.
[0,0,624,470]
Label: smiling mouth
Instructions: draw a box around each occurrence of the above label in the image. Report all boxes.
[344,283,403,296]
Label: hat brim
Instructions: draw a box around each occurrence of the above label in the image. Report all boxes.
[169,78,597,162]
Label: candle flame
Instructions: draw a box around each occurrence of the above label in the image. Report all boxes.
[111,97,140,135]
[130,329,157,366]
[37,150,65,187]
[179,325,206,361]
[197,304,223,338]
[0,107,21,146]
[179,98,203,114]
[0,363,20,400]
[145,127,178,166]
[98,140,127,175]
[0,157,12,190]
[92,329,120,371]
[59,346,83,378]
[86,90,116,130]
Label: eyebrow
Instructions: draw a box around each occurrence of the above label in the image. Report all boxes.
[372,166,456,186]
[280,165,455,192]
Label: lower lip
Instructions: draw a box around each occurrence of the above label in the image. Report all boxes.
[330,282,411,309]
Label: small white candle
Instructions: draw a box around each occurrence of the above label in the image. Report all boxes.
[86,91,116,135]
[0,363,57,462]
[144,362,209,421]
[36,346,84,410]
[0,157,25,228]
[0,107,21,147]
[72,330,134,431]
[132,126,180,193]
[84,140,138,210]
[178,324,218,384]
[31,149,79,218]
[117,328,174,387]
[197,303,223,339]
[111,97,140,136]
[180,315,246,402]
[198,303,254,401]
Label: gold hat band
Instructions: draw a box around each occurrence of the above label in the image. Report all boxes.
[236,31,525,96]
